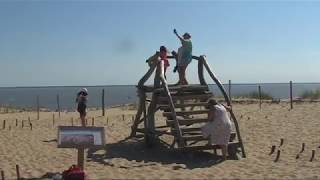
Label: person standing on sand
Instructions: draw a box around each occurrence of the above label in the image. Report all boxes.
[76,88,88,126]
[173,29,192,85]
[201,98,232,160]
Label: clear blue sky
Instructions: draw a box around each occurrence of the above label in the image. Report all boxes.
[0,1,320,87]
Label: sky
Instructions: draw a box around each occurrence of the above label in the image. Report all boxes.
[0,0,320,87]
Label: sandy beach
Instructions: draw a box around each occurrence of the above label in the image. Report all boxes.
[1,102,320,179]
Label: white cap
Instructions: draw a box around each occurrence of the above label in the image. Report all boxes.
[80,88,88,93]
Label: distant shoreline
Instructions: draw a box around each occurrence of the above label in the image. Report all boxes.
[1,82,320,89]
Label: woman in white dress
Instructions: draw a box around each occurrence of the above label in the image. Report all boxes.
[201,99,232,160]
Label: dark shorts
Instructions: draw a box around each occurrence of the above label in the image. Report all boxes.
[77,102,86,116]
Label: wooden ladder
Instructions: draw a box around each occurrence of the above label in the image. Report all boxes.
[157,84,241,158]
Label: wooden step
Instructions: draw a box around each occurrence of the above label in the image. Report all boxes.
[182,135,208,141]
[181,132,237,142]
[166,118,209,125]
[175,142,240,151]
[155,85,209,93]
[141,84,208,93]
[163,110,209,116]
[158,94,212,102]
[158,102,209,110]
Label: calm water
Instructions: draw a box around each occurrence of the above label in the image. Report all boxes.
[0,83,320,110]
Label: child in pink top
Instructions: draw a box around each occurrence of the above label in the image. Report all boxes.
[159,46,169,79]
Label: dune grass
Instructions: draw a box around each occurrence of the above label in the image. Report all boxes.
[300,89,320,99]
[235,91,273,100]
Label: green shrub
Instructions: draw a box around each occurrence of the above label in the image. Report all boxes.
[300,89,320,99]
[235,91,273,100]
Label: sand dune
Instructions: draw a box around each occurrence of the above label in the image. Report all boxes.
[0,102,320,179]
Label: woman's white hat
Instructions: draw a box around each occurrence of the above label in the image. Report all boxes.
[80,88,88,93]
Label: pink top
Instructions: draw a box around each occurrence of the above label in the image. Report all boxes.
[160,51,170,67]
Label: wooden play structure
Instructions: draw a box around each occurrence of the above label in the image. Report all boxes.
[130,51,246,158]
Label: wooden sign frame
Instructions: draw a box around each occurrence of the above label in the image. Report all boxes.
[57,126,106,148]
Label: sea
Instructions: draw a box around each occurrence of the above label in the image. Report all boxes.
[0,83,320,111]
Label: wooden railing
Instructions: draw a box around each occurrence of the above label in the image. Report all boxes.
[201,56,246,158]
[156,60,183,147]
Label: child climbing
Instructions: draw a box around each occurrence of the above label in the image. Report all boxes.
[76,88,88,126]
[159,46,169,79]
[173,29,192,85]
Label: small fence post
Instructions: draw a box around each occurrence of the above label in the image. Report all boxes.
[56,94,61,118]
[16,119,18,127]
[2,120,6,129]
[16,164,20,180]
[258,85,262,109]
[290,81,293,109]
[1,170,4,180]
[102,89,105,116]
[228,80,232,103]
[92,117,94,126]
[36,95,40,120]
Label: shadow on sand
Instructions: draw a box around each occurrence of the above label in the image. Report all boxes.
[86,137,226,170]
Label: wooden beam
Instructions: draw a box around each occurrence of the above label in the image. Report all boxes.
[198,58,207,85]
[167,118,208,125]
[158,102,208,110]
[163,110,209,116]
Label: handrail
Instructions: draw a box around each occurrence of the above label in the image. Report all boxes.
[138,62,157,88]
[157,60,184,147]
[202,56,246,158]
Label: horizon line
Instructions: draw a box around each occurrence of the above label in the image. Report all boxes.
[1,82,320,88]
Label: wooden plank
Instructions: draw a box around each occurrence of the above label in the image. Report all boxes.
[182,135,208,141]
[164,110,209,116]
[159,94,212,102]
[167,118,208,125]
[175,142,240,151]
[142,84,209,93]
[155,85,208,93]
[158,102,208,110]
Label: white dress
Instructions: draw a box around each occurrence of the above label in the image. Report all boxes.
[201,104,232,145]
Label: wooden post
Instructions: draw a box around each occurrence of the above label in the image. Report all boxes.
[56,94,61,118]
[16,165,20,180]
[290,81,293,109]
[269,145,276,155]
[2,120,5,129]
[22,121,24,128]
[274,150,281,162]
[310,150,315,162]
[1,170,4,180]
[52,114,55,127]
[78,115,86,170]
[102,89,105,116]
[122,114,125,121]
[258,85,262,109]
[228,80,232,102]
[71,117,74,126]
[16,119,18,127]
[36,95,40,120]
[92,117,94,126]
